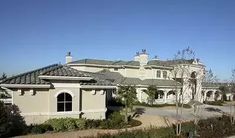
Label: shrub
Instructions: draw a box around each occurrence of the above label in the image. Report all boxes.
[204,100,224,106]
[63,118,76,130]
[85,119,103,129]
[74,118,86,130]
[45,118,68,131]
[0,102,27,137]
[30,124,52,134]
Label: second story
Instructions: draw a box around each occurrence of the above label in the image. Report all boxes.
[67,50,206,81]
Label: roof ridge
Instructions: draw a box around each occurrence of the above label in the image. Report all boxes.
[1,64,59,83]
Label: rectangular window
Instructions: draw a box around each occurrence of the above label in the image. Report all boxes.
[163,71,167,79]
[156,70,161,78]
[114,68,118,71]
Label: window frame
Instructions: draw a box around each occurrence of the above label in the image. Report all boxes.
[156,70,161,78]
[57,92,72,112]
[163,71,167,79]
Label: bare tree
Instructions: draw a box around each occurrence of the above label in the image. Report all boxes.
[171,47,204,136]
[203,69,218,83]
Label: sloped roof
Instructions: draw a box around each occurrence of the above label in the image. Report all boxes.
[95,70,181,87]
[69,58,195,67]
[1,64,59,85]
[142,79,181,86]
[41,65,91,77]
[147,59,194,66]
[202,82,223,88]
[0,64,113,86]
[70,59,140,66]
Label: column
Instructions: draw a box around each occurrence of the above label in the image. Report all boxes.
[212,91,216,101]
[163,90,167,104]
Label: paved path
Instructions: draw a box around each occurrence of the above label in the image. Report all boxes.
[17,102,235,138]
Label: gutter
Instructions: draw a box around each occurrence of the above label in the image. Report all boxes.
[39,75,93,81]
[0,84,51,88]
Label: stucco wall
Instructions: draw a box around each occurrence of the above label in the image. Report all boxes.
[48,86,80,113]
[81,89,106,110]
[13,89,50,114]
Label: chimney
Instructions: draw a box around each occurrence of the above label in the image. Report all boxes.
[66,52,72,64]
[134,52,140,61]
[139,49,149,66]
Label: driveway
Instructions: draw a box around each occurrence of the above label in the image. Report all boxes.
[134,103,234,121]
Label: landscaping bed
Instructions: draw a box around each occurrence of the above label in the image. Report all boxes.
[204,100,224,106]
[91,115,235,138]
[134,102,192,109]
[28,112,142,135]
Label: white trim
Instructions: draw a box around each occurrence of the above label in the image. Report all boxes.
[0,84,51,88]
[82,108,107,113]
[81,85,117,89]
[39,75,93,81]
[52,83,81,88]
[21,111,81,116]
[68,63,140,69]
[54,89,75,98]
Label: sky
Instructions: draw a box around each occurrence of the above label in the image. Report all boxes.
[0,0,235,80]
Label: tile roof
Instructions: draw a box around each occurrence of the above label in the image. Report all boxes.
[96,70,181,87]
[147,59,194,66]
[69,59,140,66]
[69,58,195,67]
[202,82,225,88]
[41,65,91,77]
[1,64,59,85]
[0,64,114,86]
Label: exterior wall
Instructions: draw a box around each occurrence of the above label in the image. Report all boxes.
[136,87,180,104]
[71,66,104,73]
[10,83,109,124]
[48,85,80,114]
[81,89,106,119]
[13,89,50,114]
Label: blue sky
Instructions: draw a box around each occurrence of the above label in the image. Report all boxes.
[0,0,235,80]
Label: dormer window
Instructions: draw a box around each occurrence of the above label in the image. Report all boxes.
[156,70,161,78]
[163,71,167,79]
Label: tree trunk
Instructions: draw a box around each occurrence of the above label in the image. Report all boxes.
[125,99,128,123]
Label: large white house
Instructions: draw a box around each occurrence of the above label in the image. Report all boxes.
[0,50,233,124]
[67,50,226,104]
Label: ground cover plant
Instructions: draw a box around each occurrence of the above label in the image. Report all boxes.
[92,115,235,138]
[28,111,142,134]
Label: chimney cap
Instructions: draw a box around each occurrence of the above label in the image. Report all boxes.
[67,52,71,56]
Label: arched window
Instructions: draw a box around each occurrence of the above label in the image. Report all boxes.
[57,93,72,112]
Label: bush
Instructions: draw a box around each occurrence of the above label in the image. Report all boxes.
[45,118,83,132]
[0,102,27,137]
[204,100,224,106]
[74,118,86,130]
[85,119,103,129]
[30,124,52,134]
